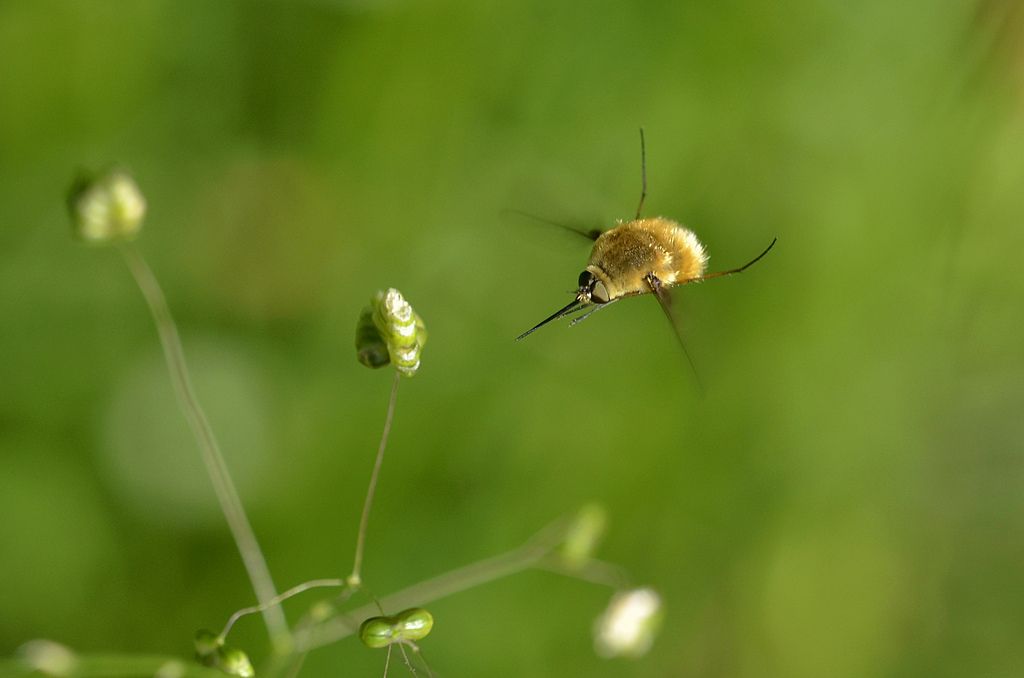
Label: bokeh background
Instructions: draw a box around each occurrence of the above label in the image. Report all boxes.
[2,0,1023,676]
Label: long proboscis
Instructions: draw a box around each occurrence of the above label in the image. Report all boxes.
[515,298,585,341]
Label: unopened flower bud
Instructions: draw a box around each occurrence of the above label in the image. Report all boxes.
[560,503,607,569]
[216,646,255,678]
[67,168,146,243]
[359,607,434,649]
[194,630,254,678]
[593,588,663,659]
[355,288,427,376]
[18,639,77,676]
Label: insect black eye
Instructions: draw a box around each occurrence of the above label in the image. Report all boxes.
[578,270,595,289]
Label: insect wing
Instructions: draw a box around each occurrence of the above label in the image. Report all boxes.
[645,274,704,392]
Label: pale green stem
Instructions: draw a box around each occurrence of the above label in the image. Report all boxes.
[349,371,401,587]
[294,517,575,652]
[220,579,346,640]
[118,243,289,649]
[536,558,631,589]
[6,653,229,678]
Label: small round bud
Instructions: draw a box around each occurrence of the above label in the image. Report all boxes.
[194,630,253,677]
[356,307,390,369]
[394,607,434,641]
[216,646,255,678]
[18,639,77,676]
[593,587,663,659]
[359,616,396,649]
[355,288,427,376]
[560,503,607,569]
[309,600,337,623]
[154,660,187,678]
[359,608,434,649]
[67,168,146,243]
[193,629,223,659]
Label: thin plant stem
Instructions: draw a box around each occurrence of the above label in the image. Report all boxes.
[117,243,289,648]
[294,517,574,652]
[350,371,401,587]
[397,642,417,677]
[220,579,346,640]
[536,557,631,589]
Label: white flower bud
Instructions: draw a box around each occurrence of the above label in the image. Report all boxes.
[593,587,663,659]
[18,639,77,676]
[67,168,146,243]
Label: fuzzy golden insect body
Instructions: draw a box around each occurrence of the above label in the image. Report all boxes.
[515,130,775,355]
[584,217,708,303]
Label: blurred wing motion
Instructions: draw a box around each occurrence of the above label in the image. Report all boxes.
[645,273,704,392]
[500,208,603,242]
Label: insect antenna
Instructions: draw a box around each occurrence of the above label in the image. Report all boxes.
[699,237,777,281]
[516,298,586,341]
[635,127,647,219]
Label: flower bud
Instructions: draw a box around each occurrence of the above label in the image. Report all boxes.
[593,588,663,659]
[216,646,255,678]
[359,616,396,649]
[355,288,427,376]
[394,607,434,642]
[560,503,607,569]
[18,639,77,676]
[194,630,254,677]
[356,306,390,369]
[359,607,434,649]
[67,168,146,243]
[193,629,222,659]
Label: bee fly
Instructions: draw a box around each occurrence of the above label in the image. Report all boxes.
[515,130,776,382]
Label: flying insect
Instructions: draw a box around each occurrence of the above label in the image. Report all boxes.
[515,130,776,379]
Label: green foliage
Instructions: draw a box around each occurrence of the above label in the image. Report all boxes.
[2,1,1024,677]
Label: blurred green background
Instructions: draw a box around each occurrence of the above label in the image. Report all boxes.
[2,0,1023,676]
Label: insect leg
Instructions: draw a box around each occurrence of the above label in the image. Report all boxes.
[696,237,777,282]
[635,128,647,219]
[569,298,620,326]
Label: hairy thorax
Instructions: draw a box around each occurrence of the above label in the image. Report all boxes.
[586,217,708,299]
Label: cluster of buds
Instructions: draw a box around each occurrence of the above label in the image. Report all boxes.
[194,630,254,678]
[356,288,427,376]
[359,607,435,649]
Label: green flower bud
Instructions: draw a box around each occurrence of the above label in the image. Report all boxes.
[560,503,607,569]
[193,629,223,660]
[593,588,663,659]
[154,660,187,678]
[67,168,146,243]
[394,607,434,641]
[356,307,391,369]
[359,616,396,649]
[359,607,434,649]
[355,288,427,376]
[194,630,253,677]
[216,646,255,678]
